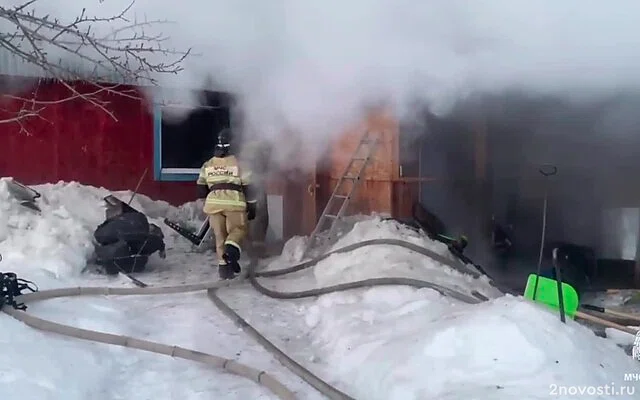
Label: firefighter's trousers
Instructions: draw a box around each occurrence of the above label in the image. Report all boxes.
[208,210,248,264]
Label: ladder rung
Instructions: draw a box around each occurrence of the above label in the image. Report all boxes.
[317,232,334,241]
[319,228,337,237]
[302,130,379,260]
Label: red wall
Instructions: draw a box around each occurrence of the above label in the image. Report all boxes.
[0,80,194,205]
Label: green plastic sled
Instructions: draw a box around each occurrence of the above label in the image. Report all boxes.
[523,274,580,319]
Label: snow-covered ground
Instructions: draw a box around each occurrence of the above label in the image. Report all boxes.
[1,178,639,400]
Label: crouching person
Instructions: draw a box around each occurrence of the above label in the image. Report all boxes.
[196,128,257,280]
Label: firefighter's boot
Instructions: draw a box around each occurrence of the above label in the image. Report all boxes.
[223,243,241,274]
[218,263,235,280]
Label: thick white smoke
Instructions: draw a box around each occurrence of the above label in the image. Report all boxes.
[6,0,640,165]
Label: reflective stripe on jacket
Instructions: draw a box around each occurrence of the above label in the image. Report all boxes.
[197,155,252,214]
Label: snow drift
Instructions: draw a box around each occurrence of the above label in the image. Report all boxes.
[0,180,284,400]
[293,218,639,399]
[0,178,202,284]
[1,181,638,399]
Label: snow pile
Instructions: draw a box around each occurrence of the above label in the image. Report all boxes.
[273,214,384,265]
[0,180,108,280]
[277,235,310,264]
[606,327,640,348]
[288,217,640,399]
[2,181,639,400]
[311,217,501,299]
[0,179,202,284]
[306,291,640,399]
[0,181,286,400]
[130,194,207,233]
[0,314,121,399]
[1,288,282,400]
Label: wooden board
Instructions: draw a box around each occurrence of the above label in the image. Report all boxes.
[328,109,399,182]
[392,181,420,219]
[313,108,400,219]
[321,178,393,216]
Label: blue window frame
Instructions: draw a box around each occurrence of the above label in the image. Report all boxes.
[153,103,200,181]
[153,91,233,182]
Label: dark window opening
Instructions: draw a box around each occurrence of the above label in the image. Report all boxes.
[160,90,233,170]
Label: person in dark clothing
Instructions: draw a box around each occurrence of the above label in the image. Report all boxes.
[93,199,166,275]
[491,218,513,254]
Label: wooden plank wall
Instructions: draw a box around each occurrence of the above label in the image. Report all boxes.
[392,181,421,219]
[325,109,400,216]
[0,80,196,205]
[321,108,487,223]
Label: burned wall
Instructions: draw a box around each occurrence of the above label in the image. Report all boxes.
[484,92,640,260]
[417,113,477,239]
[414,91,640,275]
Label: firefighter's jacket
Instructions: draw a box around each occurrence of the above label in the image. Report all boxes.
[197,155,255,214]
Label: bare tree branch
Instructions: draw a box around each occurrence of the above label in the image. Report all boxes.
[0,0,192,130]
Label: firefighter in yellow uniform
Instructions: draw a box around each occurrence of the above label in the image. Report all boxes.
[196,128,256,280]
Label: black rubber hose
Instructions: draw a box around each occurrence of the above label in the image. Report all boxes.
[253,238,514,298]
[248,273,482,303]
[209,240,491,400]
[211,261,483,400]
[256,239,480,279]
[2,273,298,400]
[208,288,356,400]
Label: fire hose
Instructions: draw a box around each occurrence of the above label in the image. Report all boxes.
[2,239,493,400]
